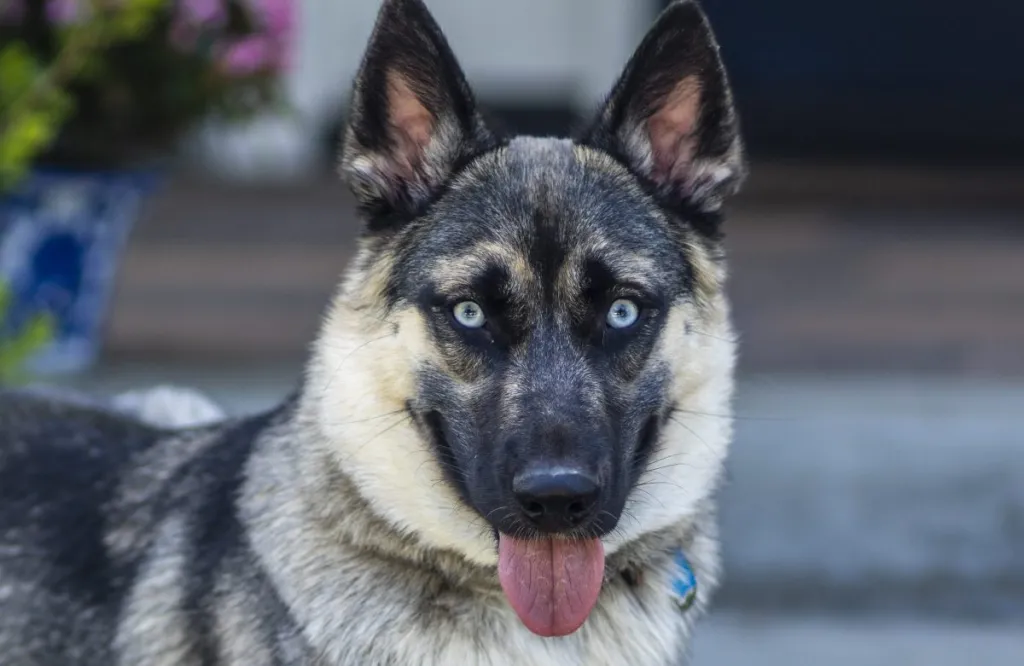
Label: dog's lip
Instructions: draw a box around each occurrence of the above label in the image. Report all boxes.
[417,408,455,465]
[632,409,665,474]
[409,406,478,507]
[408,403,644,544]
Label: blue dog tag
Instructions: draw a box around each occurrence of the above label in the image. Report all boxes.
[671,551,697,611]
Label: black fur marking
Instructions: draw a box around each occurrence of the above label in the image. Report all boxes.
[423,410,463,497]
[0,394,162,662]
[576,258,662,359]
[633,414,662,480]
[0,440,121,607]
[175,407,286,664]
[417,267,519,359]
[581,257,623,306]
[465,262,523,349]
[622,565,645,589]
[527,207,568,303]
[410,383,475,509]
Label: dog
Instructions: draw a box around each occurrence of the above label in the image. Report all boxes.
[0,0,745,663]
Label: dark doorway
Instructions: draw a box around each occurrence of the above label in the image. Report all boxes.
[690,0,1024,163]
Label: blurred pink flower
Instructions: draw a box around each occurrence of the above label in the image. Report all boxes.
[251,0,295,70]
[179,0,226,27]
[46,0,78,25]
[257,0,293,41]
[219,35,273,75]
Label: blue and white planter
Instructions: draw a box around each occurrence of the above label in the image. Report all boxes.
[0,169,158,375]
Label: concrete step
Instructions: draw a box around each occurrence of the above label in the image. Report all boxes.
[718,377,1024,619]
[692,612,1024,666]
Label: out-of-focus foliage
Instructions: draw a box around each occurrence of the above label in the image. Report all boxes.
[0,280,53,384]
[0,0,294,191]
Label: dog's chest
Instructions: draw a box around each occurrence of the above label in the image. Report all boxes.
[300,570,696,666]
[460,587,693,666]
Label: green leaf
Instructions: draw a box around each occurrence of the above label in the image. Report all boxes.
[0,109,65,189]
[0,282,55,385]
[0,43,41,111]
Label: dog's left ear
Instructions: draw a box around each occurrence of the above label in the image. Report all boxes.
[340,0,496,223]
[580,0,745,215]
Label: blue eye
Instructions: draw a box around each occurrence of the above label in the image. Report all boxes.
[453,301,486,329]
[607,299,640,329]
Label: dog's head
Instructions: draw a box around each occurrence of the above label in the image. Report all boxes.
[309,0,742,637]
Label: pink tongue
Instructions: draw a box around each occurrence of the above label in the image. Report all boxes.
[497,533,605,637]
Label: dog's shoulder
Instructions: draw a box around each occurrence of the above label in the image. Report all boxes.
[0,391,296,664]
[0,393,164,638]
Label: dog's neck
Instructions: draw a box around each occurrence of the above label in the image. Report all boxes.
[242,393,711,594]
[234,392,718,665]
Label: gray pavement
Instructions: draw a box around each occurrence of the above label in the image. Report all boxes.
[693,612,1023,665]
[719,377,1024,618]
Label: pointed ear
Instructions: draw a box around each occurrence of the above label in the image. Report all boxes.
[580,0,745,215]
[340,0,496,222]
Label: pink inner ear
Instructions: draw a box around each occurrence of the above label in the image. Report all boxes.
[386,71,435,172]
[646,76,702,186]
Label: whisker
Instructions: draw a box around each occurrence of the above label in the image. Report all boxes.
[336,414,413,466]
[643,461,700,476]
[627,486,667,510]
[318,408,409,428]
[319,332,395,398]
[669,405,791,423]
[634,478,688,494]
[687,328,740,344]
[667,414,720,460]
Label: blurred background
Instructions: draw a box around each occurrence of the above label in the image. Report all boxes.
[1,1,1022,663]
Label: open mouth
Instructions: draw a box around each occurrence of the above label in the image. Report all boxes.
[413,405,648,639]
[422,409,458,477]
[493,412,664,638]
[410,406,476,512]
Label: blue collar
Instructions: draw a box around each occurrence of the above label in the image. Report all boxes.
[672,551,697,611]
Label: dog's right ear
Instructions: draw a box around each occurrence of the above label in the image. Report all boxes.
[340,0,496,225]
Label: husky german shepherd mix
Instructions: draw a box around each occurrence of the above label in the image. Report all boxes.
[0,0,744,663]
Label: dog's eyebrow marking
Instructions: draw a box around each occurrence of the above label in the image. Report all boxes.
[427,240,534,298]
[557,240,660,307]
[465,263,512,311]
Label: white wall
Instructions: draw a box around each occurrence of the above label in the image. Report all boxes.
[193,0,657,180]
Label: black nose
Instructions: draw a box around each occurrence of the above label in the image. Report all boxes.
[513,467,600,532]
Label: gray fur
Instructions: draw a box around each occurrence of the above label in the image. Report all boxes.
[0,1,744,663]
[0,392,719,665]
